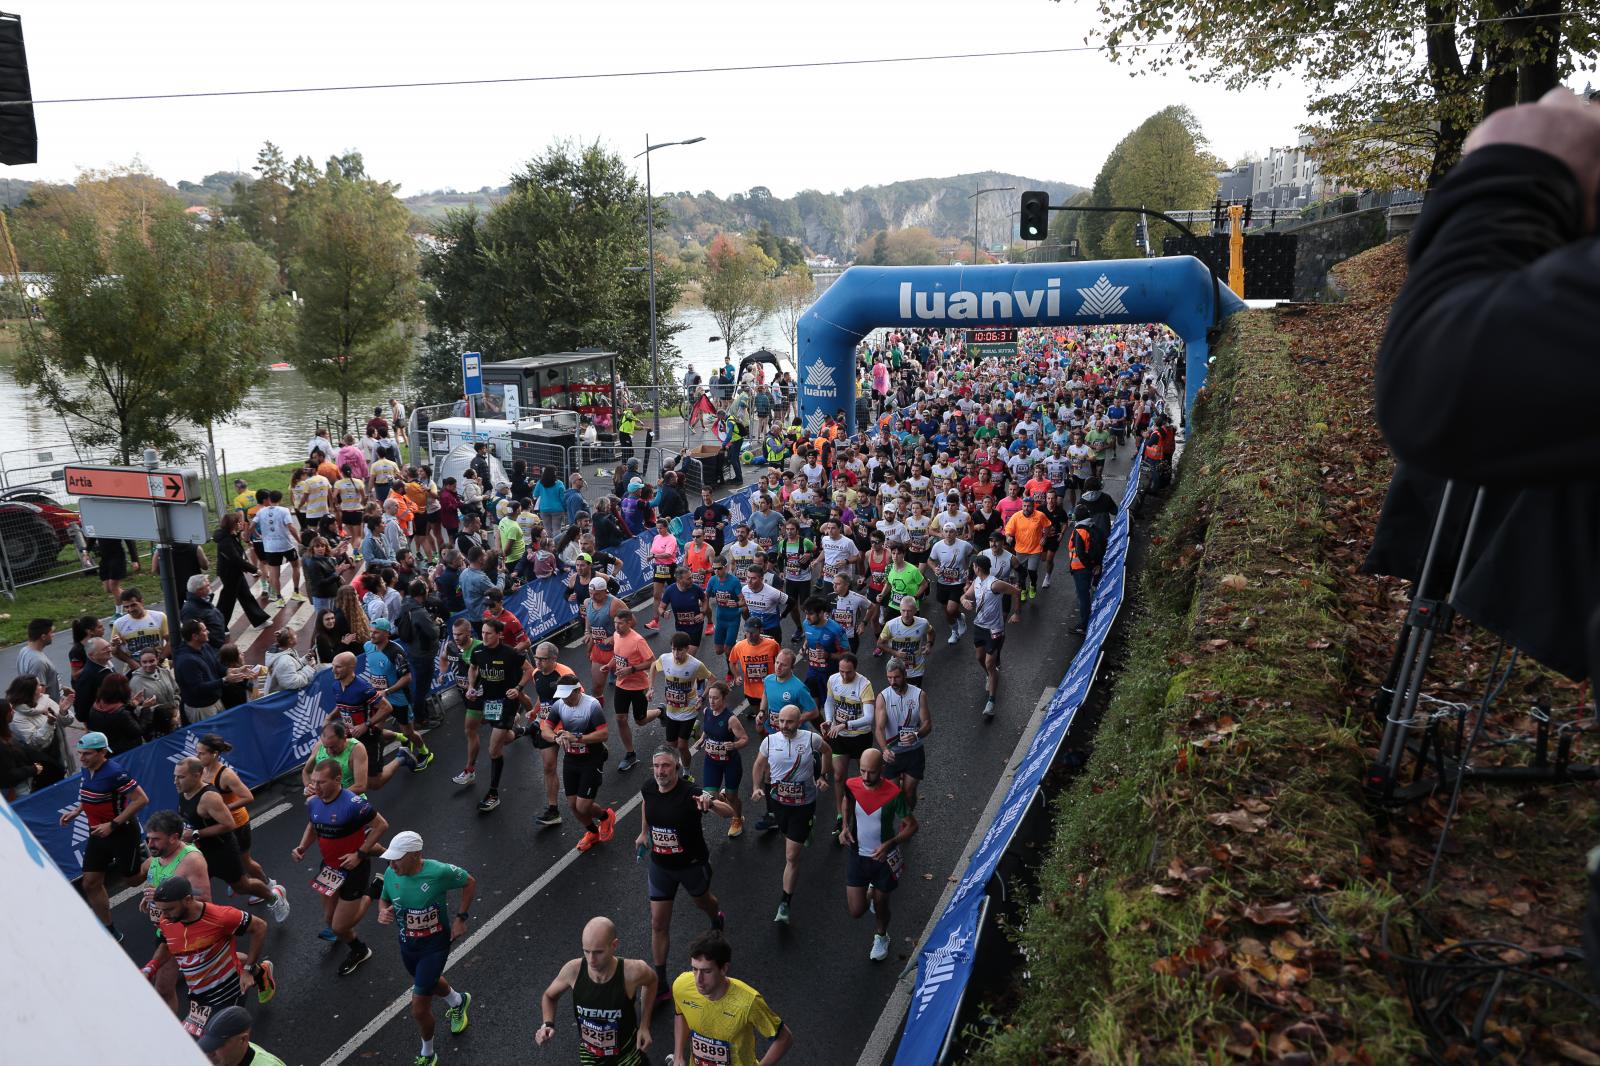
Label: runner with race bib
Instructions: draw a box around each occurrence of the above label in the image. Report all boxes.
[377,831,476,1065]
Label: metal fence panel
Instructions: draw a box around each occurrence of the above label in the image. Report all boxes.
[0,474,92,591]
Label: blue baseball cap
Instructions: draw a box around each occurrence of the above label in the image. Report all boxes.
[77,731,110,752]
[371,618,393,632]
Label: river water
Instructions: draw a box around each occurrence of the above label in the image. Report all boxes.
[0,307,795,477]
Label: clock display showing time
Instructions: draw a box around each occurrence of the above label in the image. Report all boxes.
[967,327,1018,344]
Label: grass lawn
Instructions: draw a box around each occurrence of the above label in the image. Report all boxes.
[0,460,302,647]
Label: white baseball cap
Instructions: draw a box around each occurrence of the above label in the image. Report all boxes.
[554,681,582,698]
[379,830,424,860]
[589,576,608,590]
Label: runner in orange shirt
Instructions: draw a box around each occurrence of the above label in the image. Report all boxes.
[728,621,782,706]
[685,525,716,637]
[1003,495,1053,604]
[607,608,655,773]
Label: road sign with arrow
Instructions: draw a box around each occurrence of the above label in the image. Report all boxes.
[63,464,199,504]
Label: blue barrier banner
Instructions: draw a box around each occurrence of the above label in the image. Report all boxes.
[893,461,1143,1066]
[17,479,768,882]
[14,669,347,881]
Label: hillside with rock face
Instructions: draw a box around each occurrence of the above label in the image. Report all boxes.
[656,172,1083,258]
[403,173,1081,259]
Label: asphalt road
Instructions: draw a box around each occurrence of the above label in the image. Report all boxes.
[104,447,1139,1066]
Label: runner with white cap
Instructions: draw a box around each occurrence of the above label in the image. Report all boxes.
[377,830,477,1065]
[541,678,616,852]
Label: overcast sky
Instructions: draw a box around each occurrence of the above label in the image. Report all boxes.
[9,0,1311,198]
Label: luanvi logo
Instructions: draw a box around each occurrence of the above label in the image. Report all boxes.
[1076,275,1130,317]
[912,927,974,1017]
[804,361,836,389]
[289,686,328,760]
[897,279,1065,321]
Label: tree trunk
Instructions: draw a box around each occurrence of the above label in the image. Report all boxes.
[1516,0,1562,103]
[1425,0,1471,187]
[1481,0,1521,116]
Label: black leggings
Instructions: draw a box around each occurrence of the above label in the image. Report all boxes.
[216,571,269,628]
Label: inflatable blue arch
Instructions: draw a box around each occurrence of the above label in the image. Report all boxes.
[797,257,1247,435]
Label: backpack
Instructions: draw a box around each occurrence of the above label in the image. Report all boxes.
[1073,513,1110,569]
[394,601,440,663]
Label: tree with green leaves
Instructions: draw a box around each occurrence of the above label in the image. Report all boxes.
[229,142,294,289]
[1101,107,1221,258]
[852,227,945,266]
[16,199,284,464]
[1086,0,1599,188]
[769,268,814,358]
[701,233,776,362]
[287,153,418,433]
[417,140,685,407]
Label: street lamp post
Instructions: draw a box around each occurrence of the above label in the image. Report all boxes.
[637,134,705,444]
[967,185,1015,264]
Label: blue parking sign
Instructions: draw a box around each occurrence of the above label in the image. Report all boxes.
[462,351,483,396]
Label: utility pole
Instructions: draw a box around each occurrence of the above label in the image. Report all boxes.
[637,134,705,445]
[968,185,1014,265]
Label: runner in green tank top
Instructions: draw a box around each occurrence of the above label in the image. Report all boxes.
[137,809,212,1012]
[301,718,416,798]
[537,915,659,1065]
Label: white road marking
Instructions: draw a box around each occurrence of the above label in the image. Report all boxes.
[110,801,293,907]
[319,791,647,1066]
[853,687,1055,1066]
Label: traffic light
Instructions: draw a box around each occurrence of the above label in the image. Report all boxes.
[1019,191,1050,241]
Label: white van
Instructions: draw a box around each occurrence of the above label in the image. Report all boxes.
[426,417,516,465]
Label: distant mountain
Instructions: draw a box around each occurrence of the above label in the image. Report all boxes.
[658,173,1083,259]
[401,187,507,221]
[397,172,1084,260]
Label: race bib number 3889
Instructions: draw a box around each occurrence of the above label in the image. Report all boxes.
[691,1031,733,1065]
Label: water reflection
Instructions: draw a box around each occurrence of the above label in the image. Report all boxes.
[0,306,798,475]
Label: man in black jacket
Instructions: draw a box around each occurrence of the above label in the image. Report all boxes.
[180,574,228,649]
[173,619,229,722]
[1370,85,1600,989]
[394,580,442,721]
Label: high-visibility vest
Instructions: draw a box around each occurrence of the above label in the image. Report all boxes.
[1143,434,1164,461]
[1159,425,1176,459]
[1069,526,1092,571]
[391,490,417,536]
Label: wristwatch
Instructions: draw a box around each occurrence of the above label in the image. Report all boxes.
[456,912,473,921]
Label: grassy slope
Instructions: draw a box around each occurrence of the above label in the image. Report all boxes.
[0,461,301,646]
[978,240,1600,1062]
[976,250,1416,1063]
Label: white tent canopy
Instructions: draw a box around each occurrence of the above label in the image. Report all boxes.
[436,442,508,490]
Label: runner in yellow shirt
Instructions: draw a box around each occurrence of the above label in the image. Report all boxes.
[333,467,367,550]
[293,466,334,540]
[672,931,792,1066]
[368,455,401,499]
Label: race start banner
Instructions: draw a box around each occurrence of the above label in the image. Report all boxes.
[13,477,766,882]
[891,460,1142,1066]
